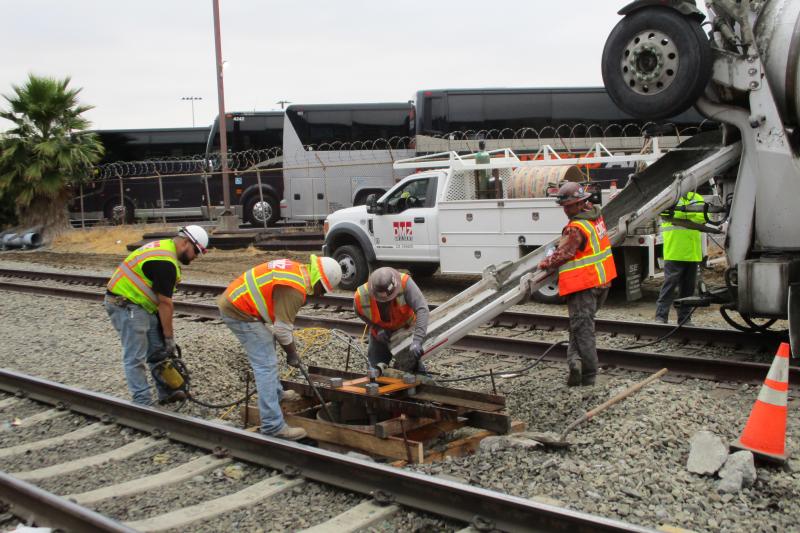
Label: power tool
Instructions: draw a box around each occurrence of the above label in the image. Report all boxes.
[150,345,191,402]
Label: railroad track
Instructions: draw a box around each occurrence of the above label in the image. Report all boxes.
[0,271,795,386]
[0,369,647,532]
[0,267,785,353]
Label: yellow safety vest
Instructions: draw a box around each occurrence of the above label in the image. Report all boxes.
[107,239,182,313]
[661,192,705,262]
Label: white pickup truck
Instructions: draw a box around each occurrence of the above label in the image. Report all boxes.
[322,148,660,301]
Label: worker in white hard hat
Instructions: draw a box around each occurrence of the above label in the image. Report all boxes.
[218,255,342,441]
[105,225,209,405]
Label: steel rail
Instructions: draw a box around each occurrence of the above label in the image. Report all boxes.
[0,280,794,385]
[0,267,781,351]
[0,369,650,533]
[0,471,136,533]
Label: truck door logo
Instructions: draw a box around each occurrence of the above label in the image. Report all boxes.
[393,221,413,241]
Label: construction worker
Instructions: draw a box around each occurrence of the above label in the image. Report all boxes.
[354,267,429,372]
[218,255,342,440]
[536,182,617,387]
[105,225,209,405]
[655,191,705,325]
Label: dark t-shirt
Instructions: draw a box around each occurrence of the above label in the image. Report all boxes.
[142,260,177,298]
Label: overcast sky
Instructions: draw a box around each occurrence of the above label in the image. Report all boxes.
[1,1,700,131]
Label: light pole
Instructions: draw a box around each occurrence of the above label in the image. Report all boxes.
[181,96,202,127]
[276,100,291,110]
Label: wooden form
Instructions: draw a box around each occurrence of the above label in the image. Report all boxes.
[240,365,523,463]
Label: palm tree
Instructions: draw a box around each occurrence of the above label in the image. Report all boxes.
[0,75,103,237]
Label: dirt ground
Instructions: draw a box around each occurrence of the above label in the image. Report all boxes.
[2,225,749,328]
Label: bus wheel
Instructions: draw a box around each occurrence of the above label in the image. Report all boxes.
[333,244,368,291]
[104,199,134,225]
[244,194,278,226]
[601,7,711,119]
[531,280,565,304]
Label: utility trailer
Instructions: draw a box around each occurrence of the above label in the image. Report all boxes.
[385,0,800,368]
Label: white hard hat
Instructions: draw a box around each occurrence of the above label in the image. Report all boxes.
[179,225,209,254]
[315,255,342,292]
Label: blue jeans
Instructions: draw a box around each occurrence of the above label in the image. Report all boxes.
[105,299,170,406]
[221,315,285,435]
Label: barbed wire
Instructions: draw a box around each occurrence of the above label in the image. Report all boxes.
[91,122,716,181]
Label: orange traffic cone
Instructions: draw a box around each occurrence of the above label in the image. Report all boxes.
[731,342,791,463]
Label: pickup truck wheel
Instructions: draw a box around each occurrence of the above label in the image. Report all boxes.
[601,7,711,119]
[333,244,368,291]
[531,280,565,305]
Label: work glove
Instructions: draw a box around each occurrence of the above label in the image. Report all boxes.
[374,329,392,344]
[163,336,177,356]
[409,340,424,361]
[284,345,302,368]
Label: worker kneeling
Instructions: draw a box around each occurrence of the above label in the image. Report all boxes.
[354,267,429,373]
[536,182,617,387]
[218,255,342,440]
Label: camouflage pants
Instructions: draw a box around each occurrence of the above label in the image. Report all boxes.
[566,286,609,378]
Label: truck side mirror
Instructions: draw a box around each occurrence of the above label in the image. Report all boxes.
[366,193,384,215]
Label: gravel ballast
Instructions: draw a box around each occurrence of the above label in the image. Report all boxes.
[0,261,798,532]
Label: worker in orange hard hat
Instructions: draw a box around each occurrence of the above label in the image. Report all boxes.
[535,182,617,387]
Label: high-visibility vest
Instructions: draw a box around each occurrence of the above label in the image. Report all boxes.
[107,239,182,314]
[224,259,311,323]
[557,216,617,296]
[354,273,415,333]
[661,191,705,262]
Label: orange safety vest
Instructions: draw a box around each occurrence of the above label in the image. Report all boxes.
[354,273,415,334]
[557,216,617,296]
[224,259,311,322]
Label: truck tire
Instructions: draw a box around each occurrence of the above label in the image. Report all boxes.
[531,280,565,305]
[601,7,711,119]
[333,244,369,291]
[243,193,278,226]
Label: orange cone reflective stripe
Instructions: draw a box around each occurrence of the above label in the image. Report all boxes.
[732,342,790,463]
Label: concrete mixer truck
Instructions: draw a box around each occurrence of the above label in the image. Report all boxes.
[352,0,800,369]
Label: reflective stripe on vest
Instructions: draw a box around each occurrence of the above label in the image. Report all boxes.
[557,217,617,296]
[354,274,415,330]
[106,240,181,313]
[224,260,310,322]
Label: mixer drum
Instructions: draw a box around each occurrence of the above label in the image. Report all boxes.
[754,0,800,128]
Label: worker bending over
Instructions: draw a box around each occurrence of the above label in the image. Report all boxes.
[536,183,617,387]
[218,255,342,440]
[105,225,208,405]
[655,191,705,325]
[354,267,429,372]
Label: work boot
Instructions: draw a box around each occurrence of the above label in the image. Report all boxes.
[567,366,582,387]
[654,316,668,324]
[280,390,302,402]
[158,390,187,404]
[581,374,596,387]
[272,425,307,441]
